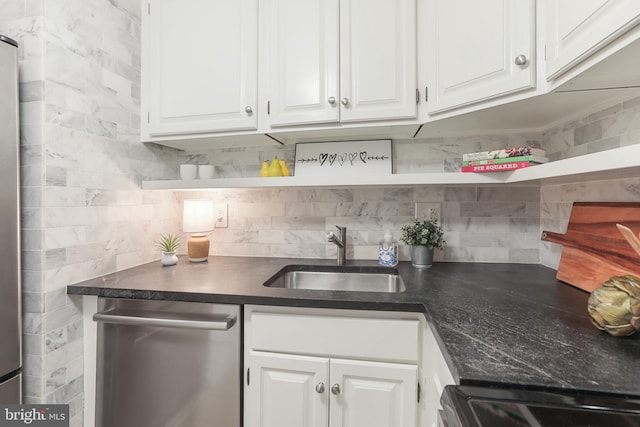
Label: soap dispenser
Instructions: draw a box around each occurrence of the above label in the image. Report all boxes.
[378,230,398,267]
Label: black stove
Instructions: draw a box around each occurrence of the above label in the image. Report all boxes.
[441,385,640,427]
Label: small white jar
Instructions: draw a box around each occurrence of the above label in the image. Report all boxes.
[198,164,214,179]
[180,164,197,180]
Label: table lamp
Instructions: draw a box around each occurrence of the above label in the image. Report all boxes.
[183,199,215,262]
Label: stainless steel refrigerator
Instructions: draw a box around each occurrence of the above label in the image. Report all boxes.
[0,34,22,403]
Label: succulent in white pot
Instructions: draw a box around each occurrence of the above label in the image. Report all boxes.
[155,233,181,266]
[400,219,445,268]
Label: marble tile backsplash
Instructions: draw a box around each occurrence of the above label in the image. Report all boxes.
[180,185,541,264]
[4,1,180,425]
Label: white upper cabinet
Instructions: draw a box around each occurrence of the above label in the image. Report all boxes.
[263,0,417,128]
[426,0,535,114]
[142,0,258,138]
[262,0,340,127]
[545,0,640,81]
[339,0,417,122]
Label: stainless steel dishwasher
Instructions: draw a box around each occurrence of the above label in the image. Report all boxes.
[94,298,241,427]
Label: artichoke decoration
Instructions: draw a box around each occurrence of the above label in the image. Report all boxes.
[587,275,640,337]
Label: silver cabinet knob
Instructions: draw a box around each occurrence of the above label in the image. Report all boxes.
[245,106,253,114]
[315,382,325,393]
[514,55,528,66]
[341,97,349,106]
[328,97,336,105]
[331,384,341,395]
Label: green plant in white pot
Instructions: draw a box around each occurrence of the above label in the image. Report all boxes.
[400,219,445,268]
[155,233,181,266]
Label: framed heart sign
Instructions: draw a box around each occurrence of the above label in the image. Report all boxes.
[293,139,392,177]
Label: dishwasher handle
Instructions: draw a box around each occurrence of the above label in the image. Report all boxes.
[93,310,236,331]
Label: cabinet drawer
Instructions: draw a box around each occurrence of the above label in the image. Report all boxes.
[250,312,419,363]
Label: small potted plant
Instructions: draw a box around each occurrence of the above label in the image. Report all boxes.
[400,219,445,268]
[155,233,181,266]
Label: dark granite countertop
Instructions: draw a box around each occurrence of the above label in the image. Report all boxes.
[67,256,640,397]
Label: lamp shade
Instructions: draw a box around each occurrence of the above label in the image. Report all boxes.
[183,199,215,233]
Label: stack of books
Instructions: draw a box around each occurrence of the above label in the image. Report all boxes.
[461,146,548,173]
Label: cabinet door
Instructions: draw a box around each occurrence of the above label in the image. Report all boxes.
[421,324,455,427]
[427,0,535,114]
[247,351,329,427]
[263,0,340,127]
[340,0,417,122]
[145,0,258,137]
[545,0,640,80]
[329,359,417,427]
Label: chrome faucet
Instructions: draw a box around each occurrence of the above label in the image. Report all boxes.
[326,225,347,265]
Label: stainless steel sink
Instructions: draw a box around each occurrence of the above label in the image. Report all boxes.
[264,265,406,293]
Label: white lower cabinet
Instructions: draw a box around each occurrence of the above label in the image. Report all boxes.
[244,305,450,427]
[421,321,455,427]
[330,358,417,427]
[249,351,417,427]
[249,352,329,427]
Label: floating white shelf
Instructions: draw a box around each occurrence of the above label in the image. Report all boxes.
[142,145,640,190]
[503,144,640,184]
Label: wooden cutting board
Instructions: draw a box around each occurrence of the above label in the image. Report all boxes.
[541,202,640,292]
